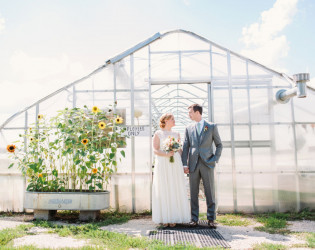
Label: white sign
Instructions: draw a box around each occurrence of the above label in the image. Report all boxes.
[123,126,150,137]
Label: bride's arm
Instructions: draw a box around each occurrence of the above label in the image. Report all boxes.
[153,133,173,157]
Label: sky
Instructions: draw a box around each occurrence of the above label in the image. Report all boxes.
[0,0,314,125]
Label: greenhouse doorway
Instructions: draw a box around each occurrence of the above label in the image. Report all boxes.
[150,81,213,135]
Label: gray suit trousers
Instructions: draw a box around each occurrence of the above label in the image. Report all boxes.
[189,158,216,222]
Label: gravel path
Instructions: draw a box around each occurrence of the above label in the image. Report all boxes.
[0,215,313,249]
[101,218,307,249]
[100,218,159,237]
[287,220,315,233]
[13,234,89,249]
[216,224,305,249]
[0,216,31,230]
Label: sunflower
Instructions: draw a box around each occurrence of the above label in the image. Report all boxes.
[92,168,98,174]
[38,173,43,178]
[81,139,89,145]
[37,114,44,120]
[92,106,100,114]
[115,116,123,124]
[7,145,16,153]
[98,121,106,129]
[30,137,35,142]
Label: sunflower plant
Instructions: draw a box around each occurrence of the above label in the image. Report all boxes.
[7,105,127,192]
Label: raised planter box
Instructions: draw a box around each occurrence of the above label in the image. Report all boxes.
[24,191,110,221]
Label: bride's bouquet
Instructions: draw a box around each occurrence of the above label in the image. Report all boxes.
[163,136,182,163]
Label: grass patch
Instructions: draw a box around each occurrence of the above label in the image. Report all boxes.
[31,221,212,249]
[0,224,33,246]
[216,214,252,227]
[294,232,315,248]
[254,214,289,234]
[200,213,253,227]
[307,232,315,248]
[0,212,31,218]
[31,213,221,249]
[253,242,288,250]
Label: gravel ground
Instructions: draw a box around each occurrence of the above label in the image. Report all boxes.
[0,216,31,230]
[216,224,305,249]
[13,234,89,249]
[0,215,313,249]
[287,220,315,233]
[101,218,307,249]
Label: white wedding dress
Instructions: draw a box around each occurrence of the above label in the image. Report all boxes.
[152,130,191,224]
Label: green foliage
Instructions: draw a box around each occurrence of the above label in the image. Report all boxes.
[253,242,288,250]
[306,232,315,248]
[216,214,252,227]
[0,224,33,246]
[7,105,127,192]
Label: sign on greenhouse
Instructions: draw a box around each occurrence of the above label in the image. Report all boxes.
[124,126,150,137]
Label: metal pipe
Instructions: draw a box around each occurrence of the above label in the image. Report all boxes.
[276,73,310,104]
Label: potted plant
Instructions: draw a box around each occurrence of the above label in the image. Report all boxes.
[7,104,127,221]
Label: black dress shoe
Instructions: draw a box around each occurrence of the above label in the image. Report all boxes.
[189,221,198,227]
[208,220,217,229]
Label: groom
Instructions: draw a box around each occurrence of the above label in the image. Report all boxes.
[182,104,223,228]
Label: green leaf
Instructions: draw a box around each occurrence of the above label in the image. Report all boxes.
[8,163,14,169]
[120,150,125,157]
[96,183,103,189]
[109,153,115,159]
[52,169,58,177]
[86,179,92,184]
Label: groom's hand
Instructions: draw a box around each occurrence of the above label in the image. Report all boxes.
[183,166,189,174]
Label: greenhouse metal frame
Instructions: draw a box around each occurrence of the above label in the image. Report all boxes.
[1,29,314,213]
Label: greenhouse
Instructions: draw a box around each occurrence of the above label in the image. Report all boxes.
[0,29,314,213]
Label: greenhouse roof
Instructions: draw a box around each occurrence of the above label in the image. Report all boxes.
[0,29,304,130]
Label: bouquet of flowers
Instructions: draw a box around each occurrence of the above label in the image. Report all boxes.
[163,136,182,163]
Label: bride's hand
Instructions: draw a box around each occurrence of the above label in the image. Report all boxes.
[166,151,174,157]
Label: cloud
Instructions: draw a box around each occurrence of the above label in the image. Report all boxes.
[183,0,190,6]
[0,13,5,34]
[0,51,91,125]
[9,51,85,82]
[240,0,298,70]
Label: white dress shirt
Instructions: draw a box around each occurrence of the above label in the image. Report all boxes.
[196,119,205,135]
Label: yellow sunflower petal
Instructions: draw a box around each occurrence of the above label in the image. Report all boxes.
[7,144,16,153]
[81,139,89,145]
[98,122,106,129]
[92,106,100,114]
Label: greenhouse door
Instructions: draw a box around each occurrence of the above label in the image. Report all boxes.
[149,81,213,209]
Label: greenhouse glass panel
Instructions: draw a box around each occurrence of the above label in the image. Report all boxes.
[299,174,315,210]
[234,148,251,172]
[236,173,254,213]
[213,89,230,123]
[232,89,249,123]
[181,52,210,79]
[217,173,234,212]
[254,174,275,212]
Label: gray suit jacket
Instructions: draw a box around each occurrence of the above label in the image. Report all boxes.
[182,121,223,172]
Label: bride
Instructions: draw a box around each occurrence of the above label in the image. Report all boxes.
[152,113,191,227]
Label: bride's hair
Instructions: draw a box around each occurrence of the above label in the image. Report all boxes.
[159,113,173,128]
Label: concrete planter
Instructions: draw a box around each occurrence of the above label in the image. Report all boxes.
[24,191,110,221]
